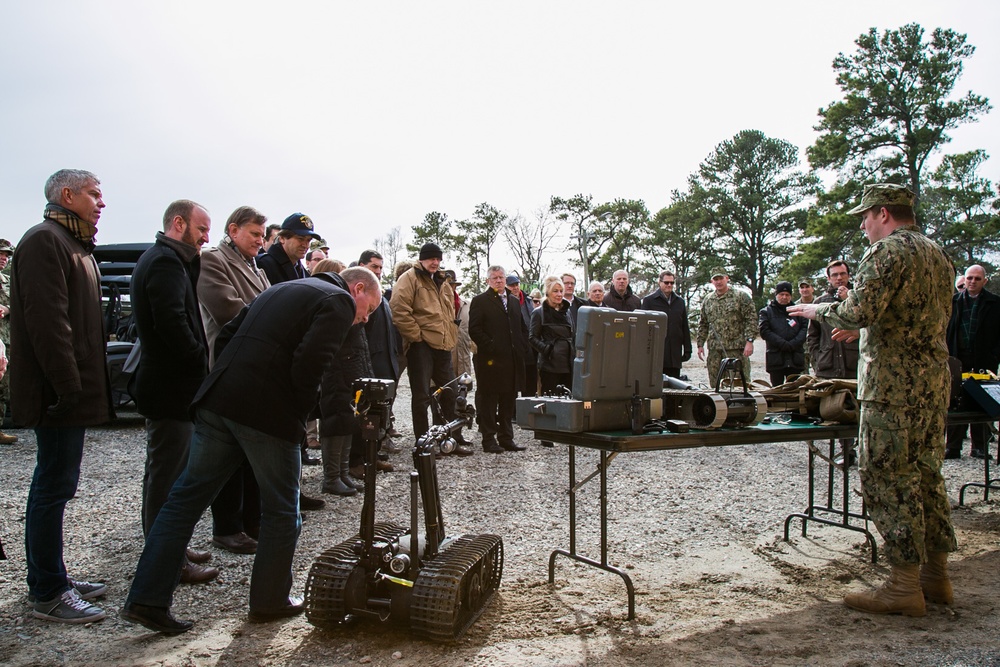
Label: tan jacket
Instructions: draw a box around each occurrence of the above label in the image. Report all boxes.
[197,240,271,365]
[389,266,457,351]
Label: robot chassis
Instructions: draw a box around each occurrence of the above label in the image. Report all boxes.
[304,374,504,642]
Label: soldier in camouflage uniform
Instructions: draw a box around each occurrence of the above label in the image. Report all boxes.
[696,267,757,385]
[0,239,15,444]
[790,184,956,618]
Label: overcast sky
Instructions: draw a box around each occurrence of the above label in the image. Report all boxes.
[3,1,998,277]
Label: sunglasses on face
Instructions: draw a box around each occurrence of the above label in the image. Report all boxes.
[660,280,674,285]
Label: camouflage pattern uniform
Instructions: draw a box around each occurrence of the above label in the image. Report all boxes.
[696,286,757,383]
[814,197,957,566]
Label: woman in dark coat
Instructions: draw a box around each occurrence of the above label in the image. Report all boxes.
[529,276,575,447]
[529,276,575,394]
[758,281,808,386]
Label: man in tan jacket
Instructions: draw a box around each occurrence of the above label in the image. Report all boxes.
[389,243,470,454]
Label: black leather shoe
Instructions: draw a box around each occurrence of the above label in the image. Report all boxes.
[186,548,212,564]
[248,595,305,622]
[122,603,193,634]
[454,444,474,456]
[500,441,526,452]
[971,449,986,459]
[483,442,503,453]
[944,449,961,460]
[300,493,326,511]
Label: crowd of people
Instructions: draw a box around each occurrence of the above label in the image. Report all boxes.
[0,170,996,632]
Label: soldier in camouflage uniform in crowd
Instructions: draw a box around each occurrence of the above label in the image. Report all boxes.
[790,184,956,618]
[0,239,15,444]
[696,267,757,385]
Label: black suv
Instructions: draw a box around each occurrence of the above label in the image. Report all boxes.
[93,243,152,407]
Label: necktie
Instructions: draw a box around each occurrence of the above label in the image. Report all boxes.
[500,292,508,311]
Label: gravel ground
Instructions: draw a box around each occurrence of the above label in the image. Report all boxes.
[1,348,999,666]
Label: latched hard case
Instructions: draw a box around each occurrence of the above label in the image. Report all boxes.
[962,380,1000,418]
[572,307,667,401]
[515,396,652,433]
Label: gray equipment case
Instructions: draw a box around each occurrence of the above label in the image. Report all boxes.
[572,307,666,400]
[516,307,666,433]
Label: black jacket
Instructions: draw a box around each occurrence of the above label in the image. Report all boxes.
[602,285,641,311]
[947,288,1000,372]
[758,300,808,374]
[256,242,307,285]
[130,233,209,420]
[365,295,401,381]
[529,300,575,374]
[469,288,527,393]
[640,290,692,371]
[319,323,375,436]
[192,273,357,443]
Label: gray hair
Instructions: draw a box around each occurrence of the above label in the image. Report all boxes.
[588,281,605,292]
[45,169,100,204]
[487,264,506,277]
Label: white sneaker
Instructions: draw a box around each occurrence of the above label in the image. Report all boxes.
[32,588,106,624]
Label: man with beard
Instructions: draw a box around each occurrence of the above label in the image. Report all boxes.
[130,200,219,584]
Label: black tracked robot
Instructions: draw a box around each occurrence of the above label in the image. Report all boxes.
[304,374,503,642]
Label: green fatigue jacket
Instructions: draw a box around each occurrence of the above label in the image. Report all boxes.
[696,287,757,351]
[812,225,954,410]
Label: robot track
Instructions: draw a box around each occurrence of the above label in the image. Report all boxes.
[410,533,504,642]
[304,521,408,626]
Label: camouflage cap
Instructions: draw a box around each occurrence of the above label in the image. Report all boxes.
[309,238,329,251]
[709,266,728,279]
[846,183,915,215]
[0,239,13,255]
[798,277,813,287]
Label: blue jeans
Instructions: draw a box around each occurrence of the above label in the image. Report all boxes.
[25,427,86,601]
[126,408,302,612]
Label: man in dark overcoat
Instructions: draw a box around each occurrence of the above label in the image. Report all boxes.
[469,265,528,453]
[641,269,692,378]
[11,169,113,624]
[130,199,221,582]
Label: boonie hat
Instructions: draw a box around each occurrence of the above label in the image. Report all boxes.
[0,239,14,255]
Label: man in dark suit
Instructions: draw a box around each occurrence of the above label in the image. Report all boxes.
[130,200,219,583]
[470,266,528,453]
[641,270,692,378]
[946,264,1000,459]
[122,267,382,633]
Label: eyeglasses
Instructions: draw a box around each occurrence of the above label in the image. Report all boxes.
[532,299,541,304]
[660,280,674,285]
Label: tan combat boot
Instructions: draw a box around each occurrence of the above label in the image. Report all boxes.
[920,551,953,605]
[0,431,17,445]
[844,564,925,617]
